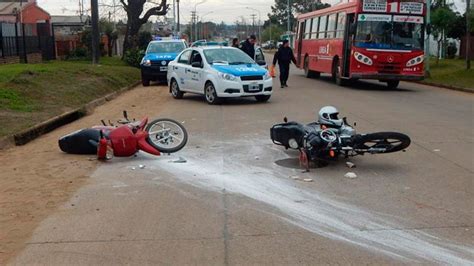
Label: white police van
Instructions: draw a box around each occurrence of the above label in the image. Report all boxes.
[167,46,273,104]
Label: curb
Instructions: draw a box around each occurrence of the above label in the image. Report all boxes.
[414,81,473,93]
[1,80,141,149]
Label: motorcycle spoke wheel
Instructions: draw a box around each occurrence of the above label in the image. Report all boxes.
[355,132,410,154]
[146,118,188,153]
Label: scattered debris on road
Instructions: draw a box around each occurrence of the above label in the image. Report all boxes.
[289,175,300,180]
[346,162,356,168]
[433,149,441,152]
[254,156,260,160]
[170,157,187,163]
[344,172,357,179]
[139,164,146,169]
[303,178,313,182]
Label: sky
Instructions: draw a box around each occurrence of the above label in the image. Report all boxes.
[36,0,468,25]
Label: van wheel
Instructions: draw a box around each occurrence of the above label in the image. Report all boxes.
[205,82,221,105]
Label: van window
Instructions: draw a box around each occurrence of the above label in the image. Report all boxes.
[327,14,337,38]
[311,17,319,39]
[318,16,327,39]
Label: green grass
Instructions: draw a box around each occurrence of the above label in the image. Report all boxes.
[425,58,474,90]
[0,57,140,137]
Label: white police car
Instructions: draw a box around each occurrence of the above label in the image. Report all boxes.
[167,46,273,104]
[140,39,187,86]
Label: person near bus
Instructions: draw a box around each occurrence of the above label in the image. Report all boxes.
[232,38,239,48]
[240,34,257,59]
[272,40,297,88]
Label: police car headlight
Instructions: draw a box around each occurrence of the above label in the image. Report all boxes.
[406,55,424,67]
[218,72,238,81]
[264,72,272,80]
[141,59,151,67]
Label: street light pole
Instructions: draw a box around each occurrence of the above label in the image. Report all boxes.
[424,0,431,76]
[177,0,180,33]
[200,11,213,40]
[91,0,100,64]
[287,0,291,33]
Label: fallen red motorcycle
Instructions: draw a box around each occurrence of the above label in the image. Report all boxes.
[59,111,187,160]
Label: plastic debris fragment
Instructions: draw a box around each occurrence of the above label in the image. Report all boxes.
[346,162,356,168]
[344,172,357,179]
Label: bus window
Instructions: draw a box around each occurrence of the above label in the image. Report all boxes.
[327,14,337,39]
[304,19,312,39]
[311,17,319,39]
[318,15,327,39]
[336,13,346,38]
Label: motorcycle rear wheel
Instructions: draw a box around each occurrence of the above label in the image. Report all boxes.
[354,132,410,154]
[146,118,188,153]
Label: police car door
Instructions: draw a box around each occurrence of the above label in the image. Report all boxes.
[188,50,205,93]
[175,50,192,90]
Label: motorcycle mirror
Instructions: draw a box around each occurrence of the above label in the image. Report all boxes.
[123,110,129,121]
[343,117,348,125]
[284,117,288,123]
[108,120,114,126]
[101,119,106,126]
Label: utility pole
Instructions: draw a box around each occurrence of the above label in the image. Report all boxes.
[177,0,180,33]
[191,11,196,42]
[250,14,256,35]
[425,0,431,76]
[466,0,471,70]
[287,0,291,33]
[91,0,100,64]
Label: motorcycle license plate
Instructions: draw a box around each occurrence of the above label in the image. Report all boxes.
[248,83,260,91]
[160,66,168,71]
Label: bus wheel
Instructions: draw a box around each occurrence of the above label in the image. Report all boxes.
[304,57,319,78]
[334,60,347,86]
[386,80,399,89]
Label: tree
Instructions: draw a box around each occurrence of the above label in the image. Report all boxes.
[120,0,168,55]
[261,24,285,42]
[431,6,457,63]
[466,0,472,69]
[267,0,330,30]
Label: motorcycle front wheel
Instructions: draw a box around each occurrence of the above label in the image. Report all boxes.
[146,118,188,153]
[353,132,410,154]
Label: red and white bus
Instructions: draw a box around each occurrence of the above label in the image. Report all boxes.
[294,0,425,89]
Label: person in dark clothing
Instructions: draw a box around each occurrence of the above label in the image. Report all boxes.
[240,34,257,59]
[232,38,239,48]
[272,40,297,88]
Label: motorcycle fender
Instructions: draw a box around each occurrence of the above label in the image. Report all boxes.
[136,131,161,156]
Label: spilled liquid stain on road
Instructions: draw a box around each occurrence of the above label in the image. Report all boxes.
[147,138,474,264]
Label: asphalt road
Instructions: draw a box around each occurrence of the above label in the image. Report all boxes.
[10,69,474,265]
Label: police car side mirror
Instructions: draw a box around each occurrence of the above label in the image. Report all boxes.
[191,62,202,68]
[257,60,266,66]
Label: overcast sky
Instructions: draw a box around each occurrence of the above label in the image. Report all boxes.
[37,0,467,24]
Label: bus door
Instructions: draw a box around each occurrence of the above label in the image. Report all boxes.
[296,21,305,67]
[342,14,355,77]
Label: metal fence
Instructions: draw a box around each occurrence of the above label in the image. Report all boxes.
[0,22,55,61]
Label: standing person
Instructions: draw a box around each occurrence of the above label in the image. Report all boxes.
[231,38,239,48]
[272,40,297,88]
[240,34,257,59]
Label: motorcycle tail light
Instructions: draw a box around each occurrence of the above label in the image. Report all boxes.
[329,150,335,157]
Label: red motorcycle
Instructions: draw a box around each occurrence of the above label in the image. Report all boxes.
[59,111,188,160]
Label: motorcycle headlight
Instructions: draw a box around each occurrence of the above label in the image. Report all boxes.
[264,72,272,80]
[406,55,424,67]
[354,52,373,66]
[141,59,151,66]
[218,72,238,81]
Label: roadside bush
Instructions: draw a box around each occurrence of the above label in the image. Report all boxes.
[446,42,457,59]
[66,47,89,60]
[124,48,145,68]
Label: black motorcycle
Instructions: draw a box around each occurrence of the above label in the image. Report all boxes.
[270,117,411,169]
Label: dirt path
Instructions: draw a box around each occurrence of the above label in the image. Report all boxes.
[0,85,170,264]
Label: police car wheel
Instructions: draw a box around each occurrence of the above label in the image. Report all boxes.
[171,79,183,99]
[142,78,150,87]
[255,95,271,102]
[205,83,220,105]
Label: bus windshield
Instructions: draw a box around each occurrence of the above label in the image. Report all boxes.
[355,15,424,50]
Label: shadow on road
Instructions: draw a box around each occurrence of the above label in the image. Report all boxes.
[301,74,416,92]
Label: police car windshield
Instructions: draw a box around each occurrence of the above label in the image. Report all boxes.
[147,42,186,54]
[203,48,254,65]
